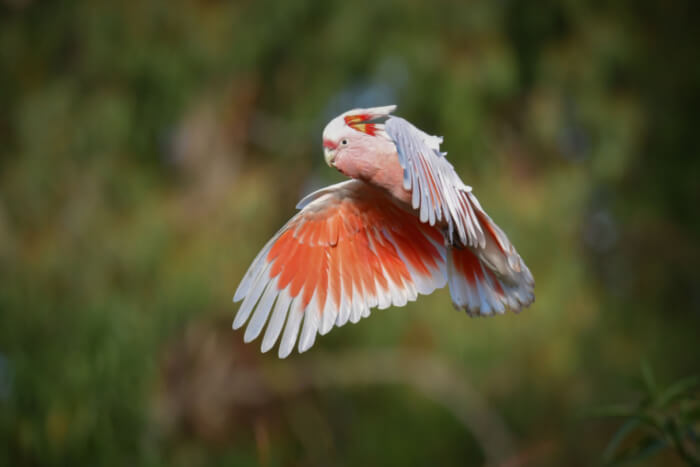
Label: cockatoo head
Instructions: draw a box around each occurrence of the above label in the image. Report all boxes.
[321,105,396,168]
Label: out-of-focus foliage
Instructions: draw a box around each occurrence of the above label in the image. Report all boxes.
[1,0,698,466]
[591,364,699,465]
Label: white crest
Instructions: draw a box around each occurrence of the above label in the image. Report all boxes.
[323,105,397,142]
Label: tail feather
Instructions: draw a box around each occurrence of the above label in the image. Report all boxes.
[447,200,534,316]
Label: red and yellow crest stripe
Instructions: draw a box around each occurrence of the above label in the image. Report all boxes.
[344,114,378,136]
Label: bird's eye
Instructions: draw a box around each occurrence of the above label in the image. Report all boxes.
[341,139,348,145]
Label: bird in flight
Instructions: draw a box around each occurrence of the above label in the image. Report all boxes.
[233,105,534,357]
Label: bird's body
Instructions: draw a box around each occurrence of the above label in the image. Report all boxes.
[234,105,534,357]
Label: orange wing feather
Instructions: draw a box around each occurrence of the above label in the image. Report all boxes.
[233,181,447,357]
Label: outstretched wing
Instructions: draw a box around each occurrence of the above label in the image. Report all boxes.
[233,180,447,358]
[385,116,486,248]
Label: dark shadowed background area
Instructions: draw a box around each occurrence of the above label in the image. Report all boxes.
[1,1,699,466]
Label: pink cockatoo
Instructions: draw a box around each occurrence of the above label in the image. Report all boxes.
[233,105,534,357]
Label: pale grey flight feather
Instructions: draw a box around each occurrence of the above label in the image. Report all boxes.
[384,117,485,248]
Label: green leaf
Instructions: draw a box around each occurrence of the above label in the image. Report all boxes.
[607,436,667,465]
[657,375,700,408]
[603,418,641,463]
[666,418,700,466]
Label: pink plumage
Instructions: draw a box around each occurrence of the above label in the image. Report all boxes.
[234,105,534,357]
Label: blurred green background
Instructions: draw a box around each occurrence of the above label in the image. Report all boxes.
[1,0,699,465]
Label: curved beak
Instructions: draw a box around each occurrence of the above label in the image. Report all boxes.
[324,147,336,167]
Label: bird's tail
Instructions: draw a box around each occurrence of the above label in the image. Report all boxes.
[446,206,534,316]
